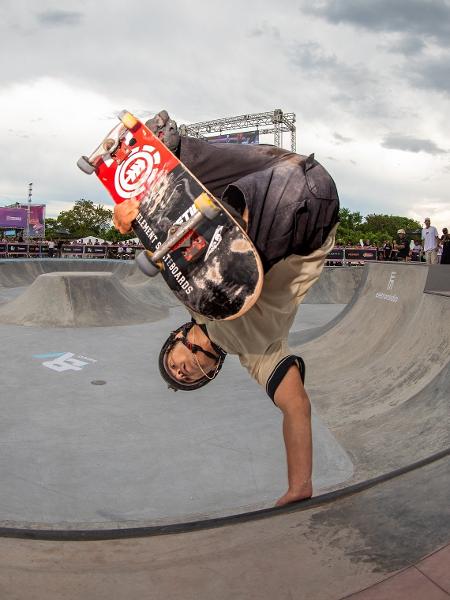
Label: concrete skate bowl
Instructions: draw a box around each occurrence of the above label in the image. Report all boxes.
[0,259,449,599]
[0,259,179,326]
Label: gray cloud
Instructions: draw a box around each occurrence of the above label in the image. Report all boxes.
[383,35,426,56]
[248,22,280,39]
[404,54,450,94]
[288,41,373,85]
[288,42,399,119]
[305,0,450,48]
[333,132,352,143]
[381,133,447,154]
[36,10,83,27]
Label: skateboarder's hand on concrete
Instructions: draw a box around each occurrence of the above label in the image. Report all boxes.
[113,198,140,234]
[275,482,313,507]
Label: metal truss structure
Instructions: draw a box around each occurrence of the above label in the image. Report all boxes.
[179,109,296,152]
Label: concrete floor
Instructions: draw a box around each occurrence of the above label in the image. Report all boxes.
[0,259,448,599]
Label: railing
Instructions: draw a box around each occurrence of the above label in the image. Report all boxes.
[326,248,379,266]
[0,243,142,259]
[0,244,418,264]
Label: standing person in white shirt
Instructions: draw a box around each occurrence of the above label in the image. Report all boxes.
[47,239,56,258]
[421,217,439,264]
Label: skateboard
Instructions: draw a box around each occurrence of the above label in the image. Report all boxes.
[77,110,263,320]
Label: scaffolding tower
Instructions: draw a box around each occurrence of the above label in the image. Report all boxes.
[179,109,296,152]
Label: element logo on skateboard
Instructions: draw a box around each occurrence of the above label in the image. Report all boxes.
[114,144,161,199]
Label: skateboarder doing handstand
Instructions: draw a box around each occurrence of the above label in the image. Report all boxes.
[113,111,340,507]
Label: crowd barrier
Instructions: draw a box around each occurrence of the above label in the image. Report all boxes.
[0,243,140,259]
[0,243,395,264]
[325,247,378,266]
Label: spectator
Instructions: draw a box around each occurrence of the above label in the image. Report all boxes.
[47,239,56,258]
[395,229,411,262]
[382,239,393,261]
[411,239,423,262]
[421,218,439,264]
[440,228,450,265]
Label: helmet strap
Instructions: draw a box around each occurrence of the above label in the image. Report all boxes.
[190,327,220,380]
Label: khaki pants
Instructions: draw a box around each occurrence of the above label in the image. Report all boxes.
[425,249,438,264]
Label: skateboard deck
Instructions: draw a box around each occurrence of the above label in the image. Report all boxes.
[77,111,263,320]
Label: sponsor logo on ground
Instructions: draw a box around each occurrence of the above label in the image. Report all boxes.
[33,352,97,373]
[375,271,399,303]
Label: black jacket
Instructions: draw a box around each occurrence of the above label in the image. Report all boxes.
[180,137,339,271]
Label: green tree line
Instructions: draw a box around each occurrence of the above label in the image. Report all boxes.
[44,199,422,245]
[44,199,132,242]
[336,208,421,245]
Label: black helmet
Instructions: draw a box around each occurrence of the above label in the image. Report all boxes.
[159,321,226,391]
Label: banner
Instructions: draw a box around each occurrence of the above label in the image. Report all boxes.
[7,243,28,254]
[19,204,46,238]
[345,248,378,261]
[0,207,28,228]
[62,245,84,254]
[207,130,260,144]
[84,245,107,255]
[327,248,345,261]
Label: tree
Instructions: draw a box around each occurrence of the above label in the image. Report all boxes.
[103,225,136,243]
[337,208,365,245]
[336,209,422,246]
[56,199,113,239]
[43,218,59,239]
[338,208,364,230]
[362,214,421,239]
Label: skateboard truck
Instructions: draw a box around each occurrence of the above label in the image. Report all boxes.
[136,193,219,277]
[77,110,139,175]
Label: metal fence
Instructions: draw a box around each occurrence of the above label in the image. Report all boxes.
[0,243,412,264]
[0,243,140,260]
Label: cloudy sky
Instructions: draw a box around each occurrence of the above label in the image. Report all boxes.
[1,0,449,232]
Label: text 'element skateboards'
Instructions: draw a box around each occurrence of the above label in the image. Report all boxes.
[77,111,263,320]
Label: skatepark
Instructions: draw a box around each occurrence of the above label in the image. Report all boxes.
[0,258,448,599]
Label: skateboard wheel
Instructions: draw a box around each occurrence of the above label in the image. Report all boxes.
[118,110,138,130]
[136,251,161,277]
[77,156,95,175]
[195,192,220,220]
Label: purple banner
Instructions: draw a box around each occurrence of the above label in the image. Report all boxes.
[19,204,46,238]
[0,208,28,228]
[207,130,260,144]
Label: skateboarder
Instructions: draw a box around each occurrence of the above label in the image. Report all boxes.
[113,111,340,507]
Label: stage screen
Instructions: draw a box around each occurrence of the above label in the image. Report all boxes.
[20,204,46,237]
[0,207,28,228]
[206,130,259,144]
